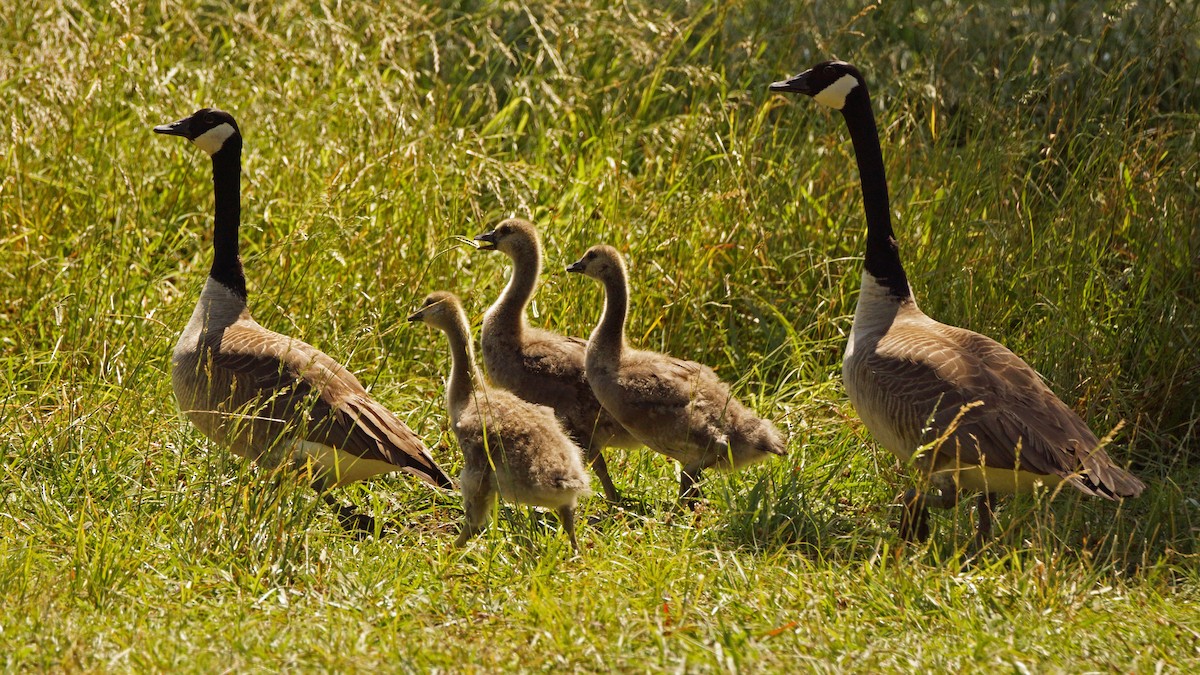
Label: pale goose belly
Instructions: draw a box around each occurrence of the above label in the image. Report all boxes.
[932,464,1063,495]
[290,440,399,489]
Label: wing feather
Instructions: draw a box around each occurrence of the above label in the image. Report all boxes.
[208,323,452,488]
[865,319,1143,497]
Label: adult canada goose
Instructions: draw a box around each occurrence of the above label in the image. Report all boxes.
[566,246,786,505]
[155,108,453,533]
[474,218,639,502]
[770,61,1145,544]
[408,291,591,551]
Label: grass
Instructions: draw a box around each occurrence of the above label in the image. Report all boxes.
[2,0,1199,670]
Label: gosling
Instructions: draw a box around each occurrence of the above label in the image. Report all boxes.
[408,291,592,551]
[474,218,639,502]
[566,245,786,505]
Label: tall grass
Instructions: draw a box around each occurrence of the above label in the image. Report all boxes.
[1,0,1197,670]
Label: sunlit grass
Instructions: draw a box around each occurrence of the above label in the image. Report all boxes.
[1,0,1198,670]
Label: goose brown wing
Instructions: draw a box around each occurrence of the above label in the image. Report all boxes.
[931,326,1143,496]
[311,392,453,488]
[210,323,452,488]
[871,321,1142,497]
[879,325,1063,473]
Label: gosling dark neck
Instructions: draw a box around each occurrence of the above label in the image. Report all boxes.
[841,87,911,300]
[591,268,629,360]
[209,136,248,301]
[445,318,484,415]
[487,243,541,339]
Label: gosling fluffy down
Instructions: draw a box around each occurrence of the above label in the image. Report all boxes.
[475,218,638,502]
[408,291,591,550]
[567,245,786,504]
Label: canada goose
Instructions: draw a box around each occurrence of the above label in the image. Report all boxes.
[474,218,639,502]
[566,246,786,505]
[770,61,1145,544]
[407,291,591,551]
[155,108,453,534]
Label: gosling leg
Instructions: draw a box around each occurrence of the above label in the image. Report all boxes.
[585,443,621,503]
[557,504,580,553]
[678,465,704,509]
[456,471,495,548]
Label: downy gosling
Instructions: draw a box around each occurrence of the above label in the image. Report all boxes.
[408,291,591,551]
[566,245,786,505]
[474,218,638,502]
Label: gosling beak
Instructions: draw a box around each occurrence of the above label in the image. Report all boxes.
[768,69,815,95]
[406,310,424,323]
[474,230,498,251]
[565,259,586,274]
[153,115,194,138]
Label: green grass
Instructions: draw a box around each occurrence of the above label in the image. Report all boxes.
[3,0,1199,670]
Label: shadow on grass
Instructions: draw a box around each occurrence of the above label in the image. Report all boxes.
[710,453,1198,580]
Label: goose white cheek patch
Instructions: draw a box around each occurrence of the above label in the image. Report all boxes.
[193,123,236,155]
[813,74,859,110]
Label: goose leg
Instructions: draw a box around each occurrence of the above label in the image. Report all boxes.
[678,465,704,509]
[456,471,495,548]
[897,489,930,542]
[975,492,996,548]
[312,476,376,537]
[321,493,376,537]
[557,504,580,553]
[585,443,622,503]
[897,487,960,542]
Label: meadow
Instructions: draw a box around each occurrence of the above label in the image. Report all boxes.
[2,0,1199,670]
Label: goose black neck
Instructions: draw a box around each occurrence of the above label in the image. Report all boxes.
[210,137,247,300]
[841,88,910,299]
